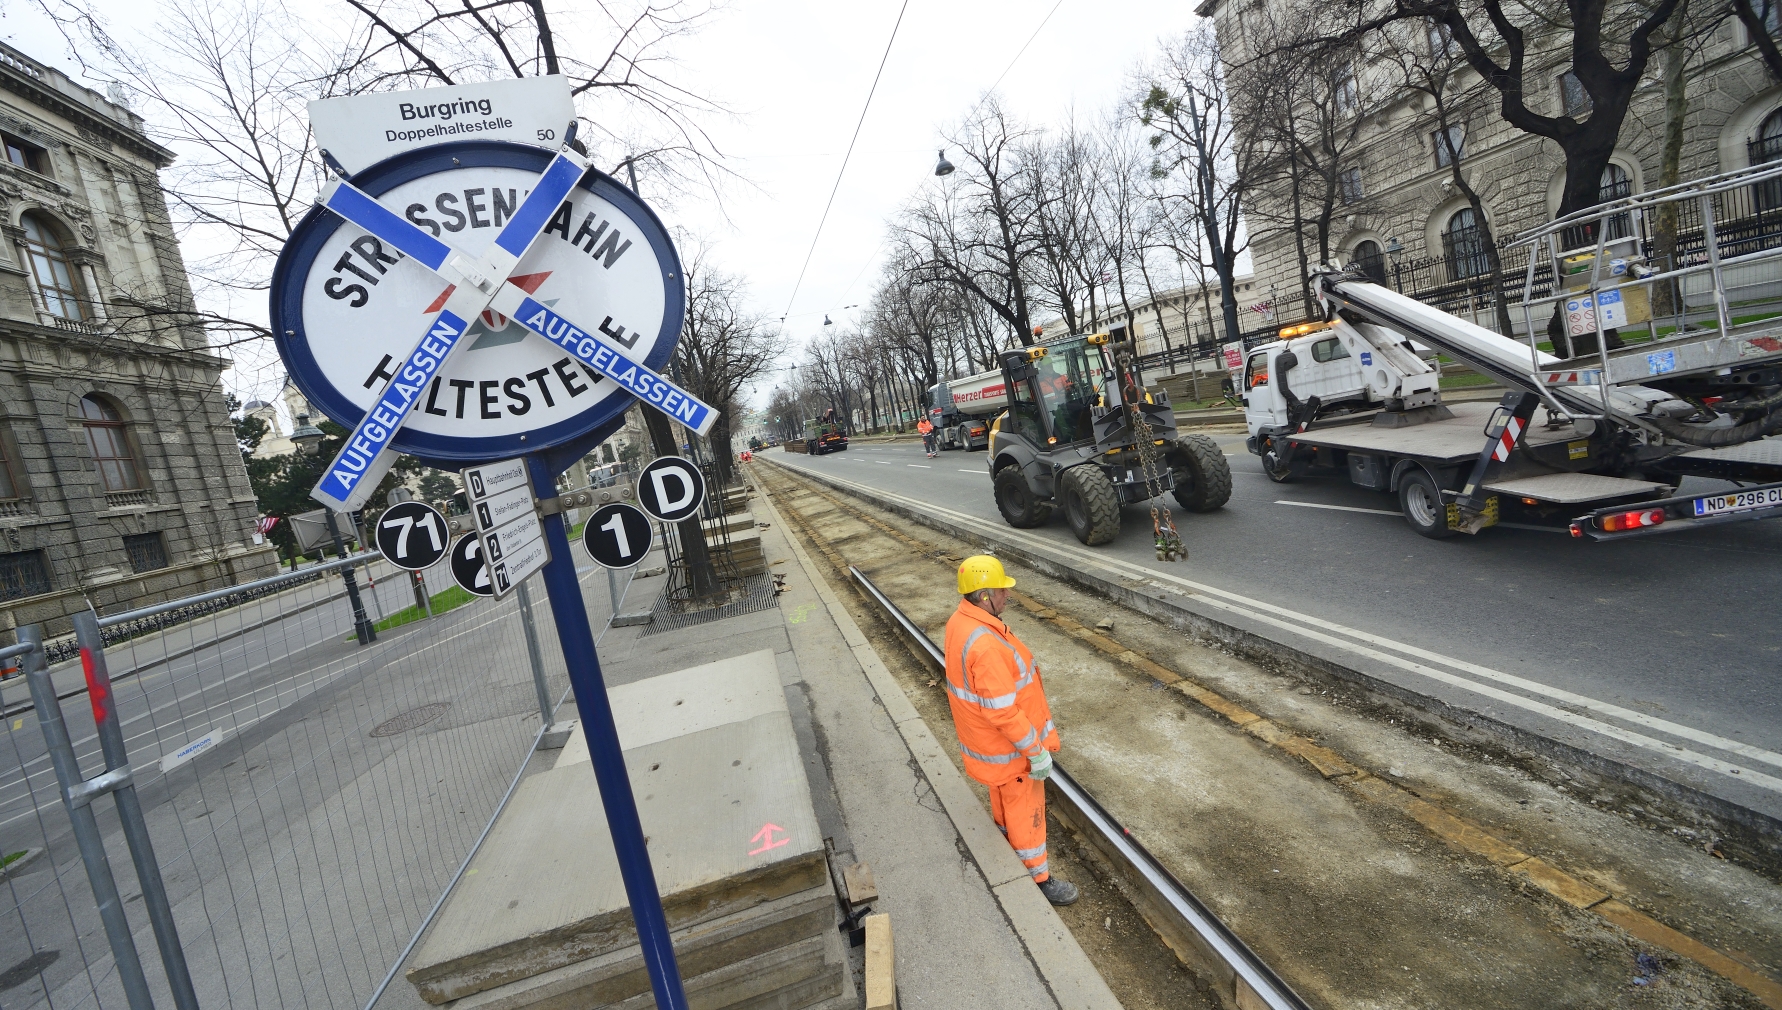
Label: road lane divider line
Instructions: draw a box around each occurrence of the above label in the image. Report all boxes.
[763,457,1782,778]
[756,462,1782,1009]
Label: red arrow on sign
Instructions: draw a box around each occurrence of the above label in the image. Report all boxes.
[749,823,789,855]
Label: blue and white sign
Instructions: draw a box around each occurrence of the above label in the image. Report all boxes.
[272,140,707,509]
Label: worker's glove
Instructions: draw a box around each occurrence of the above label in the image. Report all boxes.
[1027,749,1053,781]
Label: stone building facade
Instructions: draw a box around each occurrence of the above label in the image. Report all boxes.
[0,43,275,638]
[1198,1,1782,332]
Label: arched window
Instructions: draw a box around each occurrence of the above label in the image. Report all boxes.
[80,395,141,492]
[1599,163,1634,240]
[1755,109,1782,212]
[22,213,87,321]
[1352,240,1387,285]
[1442,208,1490,280]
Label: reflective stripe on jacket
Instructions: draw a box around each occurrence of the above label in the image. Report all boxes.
[943,598,1058,785]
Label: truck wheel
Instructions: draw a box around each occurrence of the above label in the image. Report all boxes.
[995,467,1052,528]
[1398,469,1457,539]
[1060,466,1121,545]
[954,425,969,450]
[1169,435,1232,512]
[1262,442,1306,483]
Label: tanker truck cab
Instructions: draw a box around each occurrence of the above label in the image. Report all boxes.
[989,331,1232,546]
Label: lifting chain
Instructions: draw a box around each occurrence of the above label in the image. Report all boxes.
[1114,346,1186,562]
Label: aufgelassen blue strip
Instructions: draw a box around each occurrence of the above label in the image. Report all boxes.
[318,310,469,506]
[494,152,587,258]
[324,183,452,270]
[510,296,717,435]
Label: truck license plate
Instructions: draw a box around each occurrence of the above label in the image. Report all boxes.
[1692,487,1782,517]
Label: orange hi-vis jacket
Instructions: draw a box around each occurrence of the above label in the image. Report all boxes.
[917,419,934,434]
[943,599,1058,785]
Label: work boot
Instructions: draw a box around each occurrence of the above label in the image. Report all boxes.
[1037,876,1079,906]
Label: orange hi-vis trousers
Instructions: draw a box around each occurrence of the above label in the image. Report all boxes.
[989,774,1048,882]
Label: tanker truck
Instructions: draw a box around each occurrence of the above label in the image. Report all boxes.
[925,369,1006,450]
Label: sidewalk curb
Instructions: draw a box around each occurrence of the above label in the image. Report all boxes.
[751,472,1122,1010]
[759,455,1782,876]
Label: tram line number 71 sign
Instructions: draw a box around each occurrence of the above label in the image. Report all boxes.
[293,123,717,513]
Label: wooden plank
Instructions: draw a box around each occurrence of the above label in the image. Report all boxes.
[864,913,896,1010]
[842,862,879,908]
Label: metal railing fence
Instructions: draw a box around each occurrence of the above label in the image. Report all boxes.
[0,543,633,1010]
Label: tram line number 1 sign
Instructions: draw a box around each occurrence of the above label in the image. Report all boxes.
[462,456,550,598]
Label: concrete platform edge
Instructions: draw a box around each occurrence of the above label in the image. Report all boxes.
[761,456,1782,873]
[751,471,1123,1010]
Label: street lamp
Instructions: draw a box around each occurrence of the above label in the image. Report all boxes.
[290,413,325,456]
[934,149,955,177]
[1385,237,1405,293]
[290,412,376,645]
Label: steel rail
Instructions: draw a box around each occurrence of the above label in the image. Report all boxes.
[847,563,1316,1010]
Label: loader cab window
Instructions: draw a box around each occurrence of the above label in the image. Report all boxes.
[1033,338,1098,445]
[1310,336,1351,363]
[1245,351,1270,389]
[1006,365,1046,443]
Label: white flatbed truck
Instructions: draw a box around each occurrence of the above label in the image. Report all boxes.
[1241,162,1782,541]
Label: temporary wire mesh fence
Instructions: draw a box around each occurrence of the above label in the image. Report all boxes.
[0,545,632,1010]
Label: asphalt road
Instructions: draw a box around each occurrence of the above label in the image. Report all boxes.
[0,555,635,1010]
[768,437,1782,819]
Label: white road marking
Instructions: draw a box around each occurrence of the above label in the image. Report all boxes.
[876,460,893,464]
[908,464,930,468]
[960,469,980,473]
[777,463,1782,789]
[1275,500,1401,516]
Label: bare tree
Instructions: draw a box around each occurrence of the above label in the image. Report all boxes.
[36,0,732,395]
[674,249,778,484]
[1285,0,1685,221]
[1369,19,1516,333]
[908,98,1042,347]
[1140,22,1252,344]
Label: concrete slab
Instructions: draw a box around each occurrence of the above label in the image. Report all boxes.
[448,887,833,1010]
[554,651,791,765]
[408,653,827,1003]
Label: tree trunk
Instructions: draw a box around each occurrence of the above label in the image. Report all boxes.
[643,409,721,599]
[1652,1,1690,320]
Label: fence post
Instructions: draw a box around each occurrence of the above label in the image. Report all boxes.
[514,580,558,741]
[71,613,202,1010]
[325,510,377,645]
[18,623,159,1010]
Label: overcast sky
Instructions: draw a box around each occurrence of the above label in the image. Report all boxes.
[1,0,1201,406]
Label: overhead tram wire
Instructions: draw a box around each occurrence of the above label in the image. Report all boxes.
[982,0,1067,98]
[779,0,912,323]
[811,0,1069,320]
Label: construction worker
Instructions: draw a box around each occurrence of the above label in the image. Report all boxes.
[944,555,1077,905]
[917,415,937,457]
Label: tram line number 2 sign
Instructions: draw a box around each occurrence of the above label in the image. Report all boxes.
[462,457,549,599]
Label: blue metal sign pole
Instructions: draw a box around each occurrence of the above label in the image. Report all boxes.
[525,453,689,1010]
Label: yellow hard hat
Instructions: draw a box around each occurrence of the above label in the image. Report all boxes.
[957,555,1016,594]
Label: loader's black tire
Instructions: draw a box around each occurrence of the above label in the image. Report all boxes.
[1398,468,1458,539]
[1169,434,1232,512]
[1060,466,1121,545]
[995,467,1053,528]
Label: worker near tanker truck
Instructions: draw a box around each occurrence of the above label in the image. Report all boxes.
[917,416,936,457]
[944,556,1078,906]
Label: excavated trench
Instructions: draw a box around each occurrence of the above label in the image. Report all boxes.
[753,459,1782,1010]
